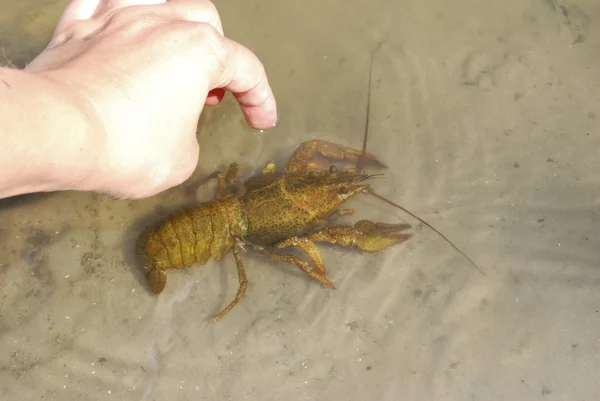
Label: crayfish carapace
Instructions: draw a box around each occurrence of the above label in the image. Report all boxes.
[138,51,482,321]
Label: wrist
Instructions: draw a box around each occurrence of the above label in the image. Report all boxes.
[39,70,110,194]
[0,67,107,198]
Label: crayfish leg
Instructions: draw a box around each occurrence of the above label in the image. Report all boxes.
[274,237,327,277]
[333,208,357,218]
[184,163,240,201]
[214,242,248,321]
[308,220,413,253]
[284,140,387,173]
[261,160,277,174]
[250,245,335,289]
[224,163,240,194]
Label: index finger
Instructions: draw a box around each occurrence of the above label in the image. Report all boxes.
[203,28,278,130]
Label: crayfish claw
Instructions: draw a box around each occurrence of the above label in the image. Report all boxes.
[285,140,387,173]
[355,220,412,235]
[308,220,413,254]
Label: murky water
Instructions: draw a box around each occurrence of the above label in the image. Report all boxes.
[2,0,600,399]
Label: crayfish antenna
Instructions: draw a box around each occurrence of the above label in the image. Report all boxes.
[367,188,485,276]
[356,41,387,172]
[355,43,482,275]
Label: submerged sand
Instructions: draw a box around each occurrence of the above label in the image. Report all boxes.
[1,0,599,399]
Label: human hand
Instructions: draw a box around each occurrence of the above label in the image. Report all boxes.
[26,0,277,199]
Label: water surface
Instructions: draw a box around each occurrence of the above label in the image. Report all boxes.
[1,0,599,400]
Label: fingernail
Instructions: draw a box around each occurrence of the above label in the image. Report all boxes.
[256,114,279,133]
[267,113,280,130]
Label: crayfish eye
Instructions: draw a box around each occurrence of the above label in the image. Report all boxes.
[338,187,348,195]
[329,165,337,173]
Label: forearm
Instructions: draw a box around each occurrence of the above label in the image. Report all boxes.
[0,67,103,199]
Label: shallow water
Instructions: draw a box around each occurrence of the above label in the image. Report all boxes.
[1,0,600,400]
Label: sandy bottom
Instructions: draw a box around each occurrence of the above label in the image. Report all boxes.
[1,0,599,400]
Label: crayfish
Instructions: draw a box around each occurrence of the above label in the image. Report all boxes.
[138,52,482,321]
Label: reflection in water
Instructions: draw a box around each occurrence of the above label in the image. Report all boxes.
[1,0,600,400]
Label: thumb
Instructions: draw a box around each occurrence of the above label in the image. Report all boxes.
[53,0,102,36]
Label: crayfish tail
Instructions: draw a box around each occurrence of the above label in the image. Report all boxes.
[146,266,167,294]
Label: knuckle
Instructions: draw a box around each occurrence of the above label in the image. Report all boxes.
[170,20,214,40]
[188,20,220,41]
[168,0,222,32]
[199,0,220,22]
[105,6,166,31]
[103,6,133,24]
[176,21,224,59]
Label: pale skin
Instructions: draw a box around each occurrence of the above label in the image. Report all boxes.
[0,0,278,200]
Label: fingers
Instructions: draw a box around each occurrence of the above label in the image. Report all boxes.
[205,33,278,129]
[96,0,223,34]
[205,88,226,106]
[52,0,275,128]
[56,0,223,36]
